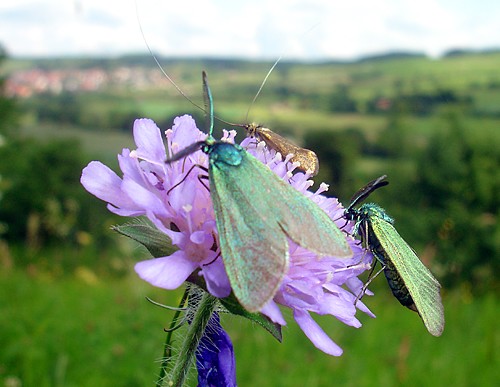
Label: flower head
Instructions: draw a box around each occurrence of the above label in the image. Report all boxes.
[81,115,374,356]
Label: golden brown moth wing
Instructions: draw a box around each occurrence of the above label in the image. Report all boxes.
[248,124,319,175]
[372,218,445,336]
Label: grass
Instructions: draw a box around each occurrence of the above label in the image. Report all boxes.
[0,268,180,387]
[1,266,497,387]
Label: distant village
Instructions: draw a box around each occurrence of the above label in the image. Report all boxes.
[5,66,167,98]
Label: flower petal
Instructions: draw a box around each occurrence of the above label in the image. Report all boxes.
[133,119,166,163]
[170,115,206,150]
[134,251,198,289]
[121,178,170,218]
[293,308,343,356]
[261,300,286,325]
[202,258,231,298]
[81,161,141,214]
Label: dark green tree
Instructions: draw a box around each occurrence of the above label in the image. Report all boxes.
[409,110,499,290]
[304,128,363,199]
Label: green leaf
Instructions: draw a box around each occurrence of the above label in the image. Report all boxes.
[112,219,177,258]
[219,292,282,342]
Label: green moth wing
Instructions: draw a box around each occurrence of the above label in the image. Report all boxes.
[209,144,352,312]
[370,217,445,336]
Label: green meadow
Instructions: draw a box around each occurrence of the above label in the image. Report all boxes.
[1,51,499,385]
[1,268,497,386]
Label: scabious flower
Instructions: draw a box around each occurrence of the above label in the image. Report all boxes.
[81,115,374,357]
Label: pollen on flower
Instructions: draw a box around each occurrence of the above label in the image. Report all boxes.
[315,183,330,196]
[221,129,237,143]
[256,141,266,151]
[271,152,283,164]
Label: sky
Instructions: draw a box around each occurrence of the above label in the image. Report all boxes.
[1,0,500,60]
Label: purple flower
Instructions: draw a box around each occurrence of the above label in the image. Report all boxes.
[196,313,236,387]
[81,115,375,356]
[82,116,230,297]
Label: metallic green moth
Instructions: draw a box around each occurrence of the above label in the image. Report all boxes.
[345,175,445,336]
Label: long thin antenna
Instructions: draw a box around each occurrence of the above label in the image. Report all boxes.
[244,55,282,122]
[134,0,205,114]
[202,71,214,136]
[243,22,321,123]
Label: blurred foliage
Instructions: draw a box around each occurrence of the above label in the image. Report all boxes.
[1,269,498,386]
[0,136,124,267]
[2,139,87,241]
[411,110,499,290]
[0,47,120,273]
[362,108,499,292]
[0,45,20,137]
[304,128,365,199]
[23,92,144,132]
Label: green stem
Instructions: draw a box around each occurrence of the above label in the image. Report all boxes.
[156,289,190,387]
[167,292,218,387]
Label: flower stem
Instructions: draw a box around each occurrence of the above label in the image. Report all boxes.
[156,289,189,387]
[167,292,218,387]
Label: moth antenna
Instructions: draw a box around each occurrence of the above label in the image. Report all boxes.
[244,23,321,123]
[244,55,282,123]
[202,71,215,135]
[216,56,283,129]
[134,0,205,114]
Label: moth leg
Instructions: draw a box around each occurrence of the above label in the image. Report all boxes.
[347,220,369,267]
[354,264,386,306]
[338,218,351,234]
[353,220,385,305]
[197,174,210,192]
[202,250,221,267]
[347,244,368,268]
[167,164,208,195]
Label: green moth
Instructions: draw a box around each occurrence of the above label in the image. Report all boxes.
[345,175,444,336]
[166,72,352,312]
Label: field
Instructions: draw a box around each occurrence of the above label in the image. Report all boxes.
[1,52,499,386]
[0,267,497,387]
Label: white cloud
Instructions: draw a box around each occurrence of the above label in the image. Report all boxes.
[0,0,499,59]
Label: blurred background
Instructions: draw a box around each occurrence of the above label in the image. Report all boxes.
[0,1,498,386]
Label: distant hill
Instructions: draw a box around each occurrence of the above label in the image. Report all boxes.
[355,51,427,62]
[7,48,500,72]
[443,47,500,57]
